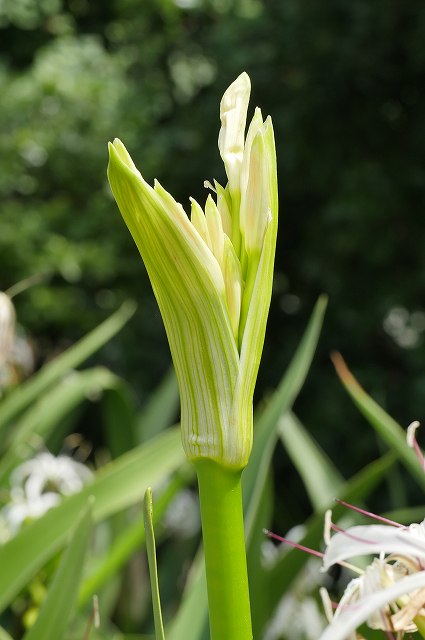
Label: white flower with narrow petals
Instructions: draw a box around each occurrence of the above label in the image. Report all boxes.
[318,513,425,640]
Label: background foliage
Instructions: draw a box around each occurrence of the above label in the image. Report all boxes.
[1,0,425,524]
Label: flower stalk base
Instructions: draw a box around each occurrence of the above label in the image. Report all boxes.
[194,459,252,640]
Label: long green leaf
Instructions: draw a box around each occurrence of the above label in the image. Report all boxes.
[0,628,13,640]
[243,294,328,535]
[102,378,138,458]
[246,472,274,639]
[0,368,130,484]
[279,411,343,511]
[0,301,136,437]
[166,552,208,640]
[23,504,93,640]
[332,352,425,490]
[0,427,184,613]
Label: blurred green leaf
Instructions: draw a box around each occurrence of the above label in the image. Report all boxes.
[279,410,343,511]
[0,301,136,438]
[246,472,274,639]
[244,295,328,535]
[167,552,208,640]
[23,503,93,640]
[102,378,138,458]
[0,427,184,613]
[144,488,165,640]
[136,368,179,443]
[0,627,13,640]
[0,367,134,484]
[332,352,425,491]
[382,505,425,525]
[78,468,189,608]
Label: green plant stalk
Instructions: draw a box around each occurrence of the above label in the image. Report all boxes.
[194,459,252,640]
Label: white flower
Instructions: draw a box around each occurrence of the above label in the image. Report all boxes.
[0,452,92,539]
[3,490,61,534]
[10,451,92,499]
[318,514,425,640]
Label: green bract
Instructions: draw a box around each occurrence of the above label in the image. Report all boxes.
[107,72,278,470]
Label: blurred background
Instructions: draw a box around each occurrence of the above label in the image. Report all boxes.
[1,0,425,526]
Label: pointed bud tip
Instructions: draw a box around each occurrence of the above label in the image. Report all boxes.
[221,72,251,108]
[108,138,123,154]
[108,138,140,177]
[236,71,251,88]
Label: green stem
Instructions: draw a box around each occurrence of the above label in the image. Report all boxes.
[194,459,252,640]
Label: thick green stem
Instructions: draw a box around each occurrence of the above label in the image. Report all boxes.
[194,459,252,640]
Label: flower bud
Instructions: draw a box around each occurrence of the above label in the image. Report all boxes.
[108,73,278,470]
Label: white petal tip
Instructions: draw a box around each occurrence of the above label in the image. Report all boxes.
[204,180,217,193]
[407,421,421,448]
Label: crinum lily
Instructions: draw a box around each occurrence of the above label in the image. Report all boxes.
[107,72,277,471]
[318,424,425,640]
[107,73,278,640]
[318,511,425,640]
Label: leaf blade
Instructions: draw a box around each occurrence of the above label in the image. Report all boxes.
[332,352,425,490]
[279,411,343,511]
[23,503,93,640]
[0,427,184,613]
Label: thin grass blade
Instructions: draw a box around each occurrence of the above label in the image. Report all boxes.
[144,488,165,640]
[78,468,189,608]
